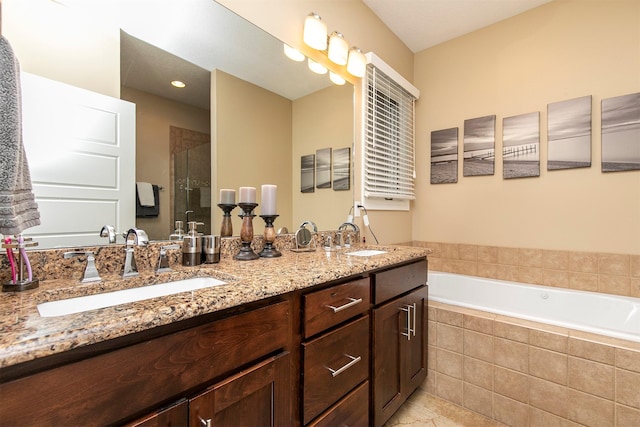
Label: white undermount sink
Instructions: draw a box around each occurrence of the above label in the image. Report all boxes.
[346,249,388,257]
[37,277,227,317]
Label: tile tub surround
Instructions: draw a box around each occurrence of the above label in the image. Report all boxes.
[0,238,428,369]
[405,241,640,299]
[427,301,640,427]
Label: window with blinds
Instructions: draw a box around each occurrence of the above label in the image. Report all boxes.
[364,64,417,200]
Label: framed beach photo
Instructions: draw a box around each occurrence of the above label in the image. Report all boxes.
[463,115,496,177]
[601,92,640,172]
[430,127,458,184]
[547,95,592,170]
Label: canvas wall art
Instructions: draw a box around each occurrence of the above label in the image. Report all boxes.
[547,95,592,170]
[430,127,458,184]
[502,112,540,179]
[463,115,496,177]
[301,154,315,193]
[332,147,351,191]
[601,92,640,172]
[316,148,332,189]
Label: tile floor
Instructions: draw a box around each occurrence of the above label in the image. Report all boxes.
[384,388,501,427]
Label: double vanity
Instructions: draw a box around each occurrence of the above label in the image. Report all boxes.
[0,240,429,426]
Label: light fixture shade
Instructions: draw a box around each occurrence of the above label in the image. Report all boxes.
[303,13,327,50]
[308,58,327,74]
[347,47,366,77]
[329,72,346,85]
[283,44,305,62]
[327,31,348,65]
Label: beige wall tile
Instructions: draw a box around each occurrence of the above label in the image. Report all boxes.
[519,248,543,268]
[543,250,570,270]
[494,366,529,403]
[494,319,529,343]
[617,404,640,427]
[437,323,464,353]
[437,308,464,327]
[428,344,437,370]
[566,389,614,427]
[616,368,640,409]
[568,338,615,365]
[458,244,477,261]
[616,348,640,373]
[567,356,614,400]
[598,274,630,296]
[543,269,570,288]
[425,369,436,394]
[498,247,520,266]
[477,246,499,264]
[529,347,568,385]
[441,243,460,260]
[518,266,544,285]
[463,356,493,390]
[463,383,493,419]
[631,254,640,278]
[568,272,598,292]
[464,314,493,334]
[493,394,529,427]
[529,407,574,427]
[632,277,640,298]
[598,253,630,276]
[428,320,437,346]
[464,330,494,363]
[477,263,499,279]
[529,377,568,417]
[494,264,520,282]
[428,257,445,272]
[435,372,463,406]
[494,337,528,373]
[436,348,463,379]
[569,251,598,273]
[530,329,568,353]
[450,260,478,276]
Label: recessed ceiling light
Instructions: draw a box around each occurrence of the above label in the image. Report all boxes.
[171,80,186,88]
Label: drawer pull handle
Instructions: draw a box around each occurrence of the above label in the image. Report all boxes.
[199,417,212,427]
[326,354,362,377]
[326,297,363,313]
[399,305,414,340]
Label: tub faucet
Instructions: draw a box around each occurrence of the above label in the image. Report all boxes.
[122,228,148,278]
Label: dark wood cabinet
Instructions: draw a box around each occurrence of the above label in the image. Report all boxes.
[127,400,189,427]
[371,260,428,427]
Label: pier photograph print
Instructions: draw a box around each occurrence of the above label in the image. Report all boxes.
[547,95,592,170]
[463,115,496,177]
[301,154,315,193]
[332,147,351,190]
[502,111,540,179]
[315,148,332,189]
[601,92,640,172]
[430,127,458,184]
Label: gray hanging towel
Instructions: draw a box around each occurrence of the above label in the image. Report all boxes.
[0,36,40,235]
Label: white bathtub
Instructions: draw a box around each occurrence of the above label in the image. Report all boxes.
[428,272,640,343]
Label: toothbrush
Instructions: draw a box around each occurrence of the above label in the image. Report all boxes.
[18,235,33,282]
[5,236,17,284]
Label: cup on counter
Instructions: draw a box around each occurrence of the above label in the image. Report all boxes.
[203,235,221,264]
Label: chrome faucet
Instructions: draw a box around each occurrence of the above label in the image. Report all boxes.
[156,244,181,273]
[122,228,148,278]
[338,222,360,248]
[99,225,117,244]
[64,251,102,283]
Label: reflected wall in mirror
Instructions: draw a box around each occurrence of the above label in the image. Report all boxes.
[3,0,354,247]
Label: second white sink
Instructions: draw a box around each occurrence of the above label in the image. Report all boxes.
[37,277,227,317]
[346,249,387,257]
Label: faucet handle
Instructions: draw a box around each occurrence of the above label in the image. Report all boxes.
[157,245,181,273]
[64,251,102,283]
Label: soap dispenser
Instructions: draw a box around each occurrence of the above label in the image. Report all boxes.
[182,221,203,266]
[170,220,185,241]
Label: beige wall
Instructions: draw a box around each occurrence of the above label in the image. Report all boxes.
[213,70,293,235]
[121,87,211,240]
[3,0,120,97]
[413,0,640,254]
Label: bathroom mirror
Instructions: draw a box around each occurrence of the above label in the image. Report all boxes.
[4,0,354,247]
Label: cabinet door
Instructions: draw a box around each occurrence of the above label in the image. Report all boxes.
[189,352,290,427]
[125,400,188,427]
[403,286,428,394]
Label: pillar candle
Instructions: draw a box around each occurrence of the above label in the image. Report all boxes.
[261,185,277,215]
[219,189,235,204]
[238,187,256,204]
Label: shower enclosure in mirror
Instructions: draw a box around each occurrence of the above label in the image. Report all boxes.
[171,126,212,236]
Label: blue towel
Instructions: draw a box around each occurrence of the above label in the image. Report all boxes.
[136,184,160,217]
[0,36,40,235]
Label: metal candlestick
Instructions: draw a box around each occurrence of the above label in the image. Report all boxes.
[259,215,281,258]
[217,203,237,237]
[235,203,259,260]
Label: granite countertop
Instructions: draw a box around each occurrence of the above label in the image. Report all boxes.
[0,244,430,369]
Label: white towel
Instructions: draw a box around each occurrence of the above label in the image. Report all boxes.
[0,36,41,235]
[200,186,211,208]
[136,182,155,207]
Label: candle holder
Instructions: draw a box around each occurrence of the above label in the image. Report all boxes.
[235,202,259,261]
[217,203,237,237]
[259,215,281,258]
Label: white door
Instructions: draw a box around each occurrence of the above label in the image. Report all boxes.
[20,72,135,249]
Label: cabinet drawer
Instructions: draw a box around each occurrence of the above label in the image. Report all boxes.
[373,259,427,304]
[307,381,369,427]
[302,316,370,424]
[303,277,370,338]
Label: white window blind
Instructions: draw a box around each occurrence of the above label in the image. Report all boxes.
[364,63,417,200]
